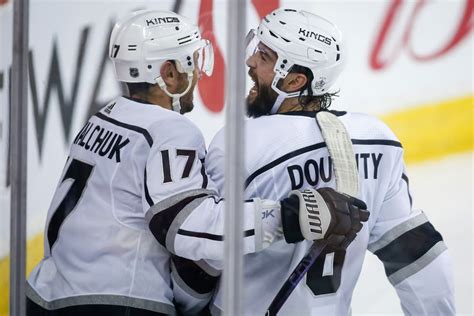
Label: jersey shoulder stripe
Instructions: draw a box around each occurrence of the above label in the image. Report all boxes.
[401,173,413,206]
[199,158,208,189]
[95,111,153,147]
[245,142,326,188]
[104,96,205,148]
[352,139,402,147]
[245,138,403,188]
[144,168,154,207]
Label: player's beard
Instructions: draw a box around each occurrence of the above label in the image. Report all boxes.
[178,73,197,114]
[246,81,279,118]
[179,97,194,114]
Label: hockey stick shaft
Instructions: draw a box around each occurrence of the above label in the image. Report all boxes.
[265,240,328,316]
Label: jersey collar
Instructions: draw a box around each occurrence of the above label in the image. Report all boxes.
[123,96,154,105]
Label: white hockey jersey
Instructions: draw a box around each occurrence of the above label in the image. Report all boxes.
[205,110,455,316]
[27,97,273,314]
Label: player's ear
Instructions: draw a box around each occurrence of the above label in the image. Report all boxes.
[160,61,179,91]
[282,73,308,94]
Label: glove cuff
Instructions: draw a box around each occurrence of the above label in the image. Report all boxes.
[281,195,304,243]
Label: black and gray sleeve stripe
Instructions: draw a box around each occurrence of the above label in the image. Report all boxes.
[171,256,220,297]
[368,213,446,285]
[146,189,213,251]
[146,189,256,254]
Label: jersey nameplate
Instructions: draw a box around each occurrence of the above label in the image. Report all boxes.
[288,153,383,190]
[73,121,130,163]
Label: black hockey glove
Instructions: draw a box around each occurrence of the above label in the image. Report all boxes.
[280,188,369,249]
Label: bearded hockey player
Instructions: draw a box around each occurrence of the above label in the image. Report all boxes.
[26,10,369,316]
[203,8,455,316]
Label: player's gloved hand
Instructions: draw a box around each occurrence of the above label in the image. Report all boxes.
[280,188,369,249]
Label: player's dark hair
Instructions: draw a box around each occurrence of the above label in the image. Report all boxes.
[126,82,156,97]
[289,65,339,110]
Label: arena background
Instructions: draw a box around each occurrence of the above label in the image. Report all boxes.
[0,0,472,315]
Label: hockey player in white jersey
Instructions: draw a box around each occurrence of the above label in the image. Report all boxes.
[202,8,456,316]
[26,10,369,316]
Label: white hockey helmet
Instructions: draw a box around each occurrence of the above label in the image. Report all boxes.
[246,8,344,113]
[109,10,214,112]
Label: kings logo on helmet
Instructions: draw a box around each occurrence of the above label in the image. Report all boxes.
[146,17,180,26]
[298,27,332,46]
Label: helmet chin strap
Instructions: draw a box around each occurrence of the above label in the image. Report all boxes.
[269,75,304,114]
[155,71,194,113]
[270,94,287,115]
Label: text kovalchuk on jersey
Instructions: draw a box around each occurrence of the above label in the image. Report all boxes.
[73,121,130,163]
